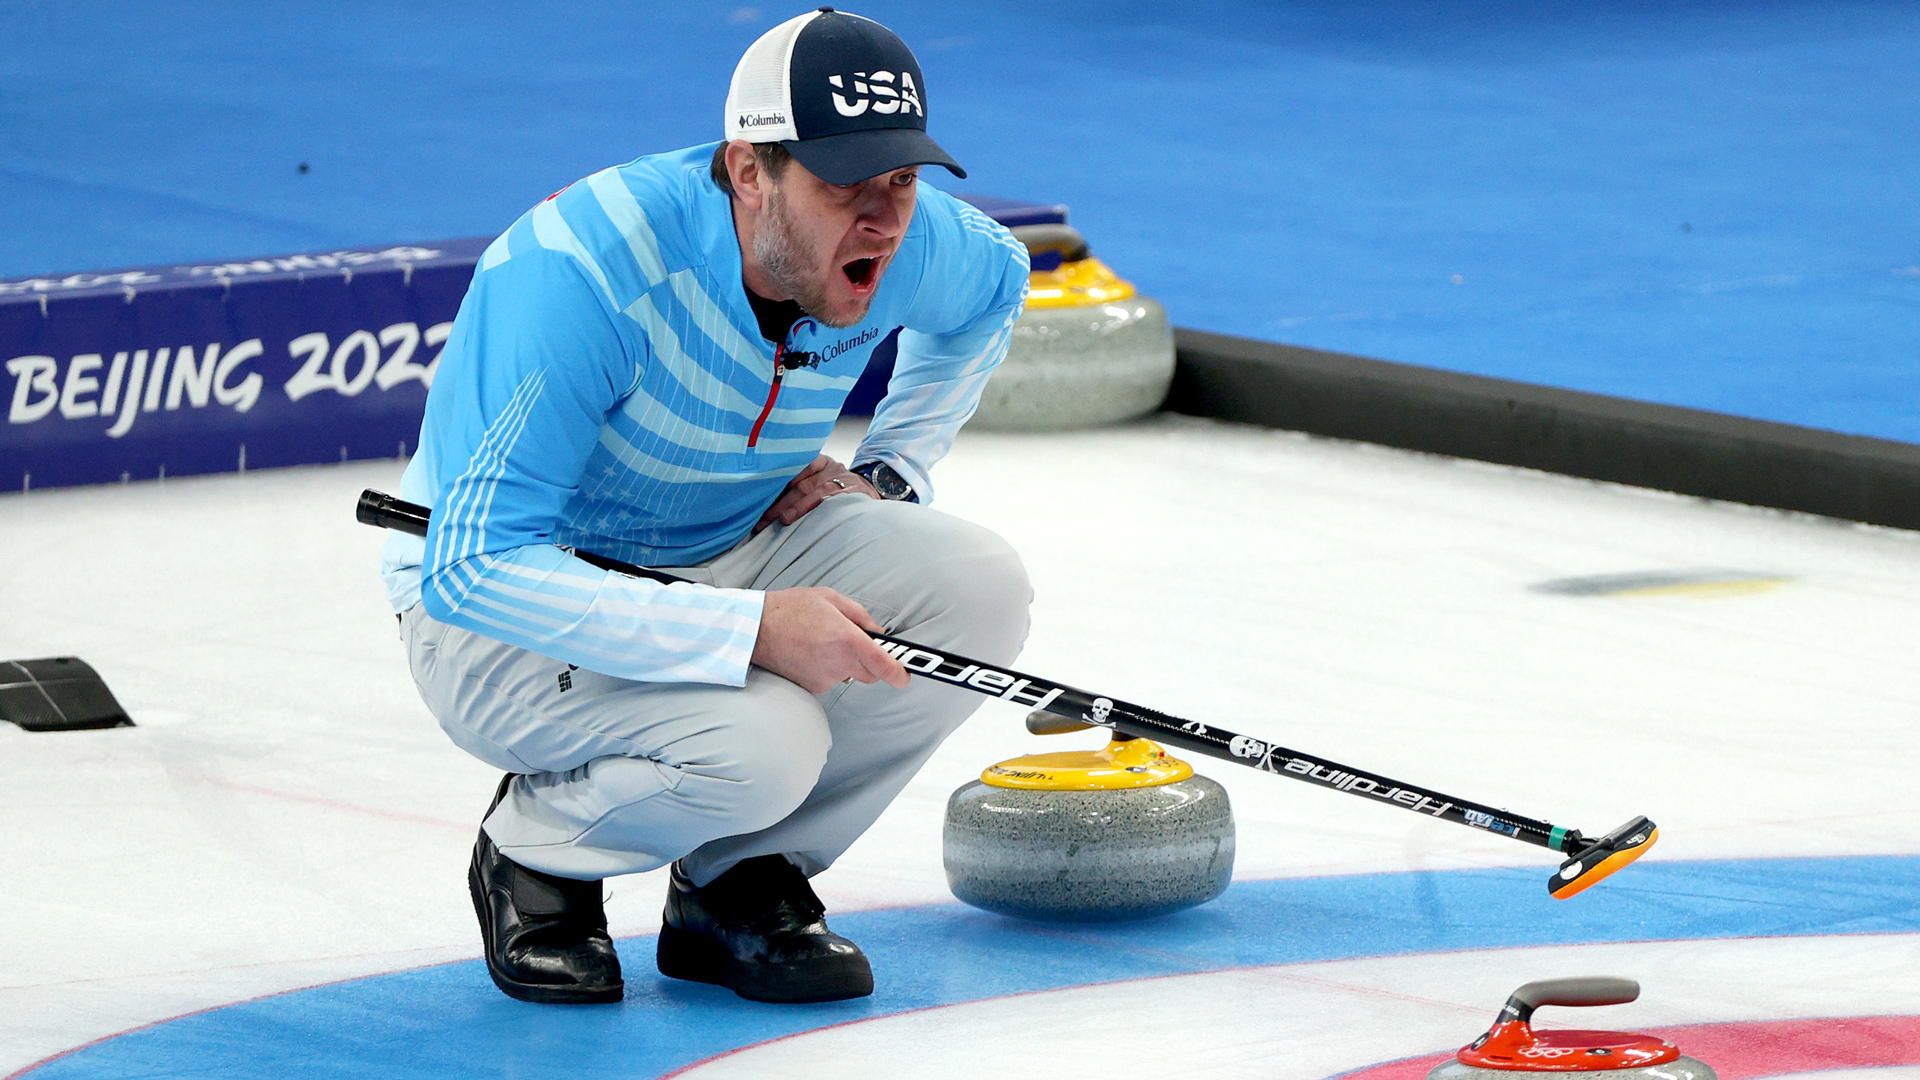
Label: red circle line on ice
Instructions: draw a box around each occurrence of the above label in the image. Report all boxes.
[1332,1015,1920,1080]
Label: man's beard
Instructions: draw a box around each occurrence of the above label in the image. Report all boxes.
[753,187,869,328]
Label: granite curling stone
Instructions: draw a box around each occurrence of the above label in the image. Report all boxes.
[966,223,1176,432]
[943,729,1234,922]
[1428,977,1718,1080]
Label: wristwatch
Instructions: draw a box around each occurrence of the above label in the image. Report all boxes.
[851,461,918,503]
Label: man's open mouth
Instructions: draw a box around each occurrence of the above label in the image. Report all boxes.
[842,257,879,288]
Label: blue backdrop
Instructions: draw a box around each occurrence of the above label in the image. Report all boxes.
[3,1,1916,440]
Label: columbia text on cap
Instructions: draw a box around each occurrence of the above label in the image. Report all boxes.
[725,7,966,186]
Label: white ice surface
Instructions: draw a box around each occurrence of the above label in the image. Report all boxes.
[3,414,1918,1073]
[675,935,1920,1079]
[1773,1072,1920,1080]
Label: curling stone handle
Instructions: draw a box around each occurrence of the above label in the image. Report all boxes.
[1499,977,1640,1024]
[1026,710,1096,736]
[1009,223,1092,264]
[1024,709,1140,743]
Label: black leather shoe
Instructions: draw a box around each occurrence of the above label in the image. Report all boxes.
[656,855,873,1003]
[468,775,623,1004]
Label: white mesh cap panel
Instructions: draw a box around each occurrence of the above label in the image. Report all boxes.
[724,10,818,142]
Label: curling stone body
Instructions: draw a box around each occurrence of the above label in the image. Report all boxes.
[1428,1059,1718,1080]
[970,296,1174,431]
[943,735,1234,922]
[967,224,1175,432]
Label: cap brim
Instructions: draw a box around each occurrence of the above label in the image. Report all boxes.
[781,127,966,185]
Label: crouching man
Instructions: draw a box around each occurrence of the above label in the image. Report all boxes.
[380,8,1031,1005]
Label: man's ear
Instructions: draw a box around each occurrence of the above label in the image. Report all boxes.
[725,141,771,214]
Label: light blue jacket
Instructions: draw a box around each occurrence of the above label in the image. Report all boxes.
[382,142,1029,685]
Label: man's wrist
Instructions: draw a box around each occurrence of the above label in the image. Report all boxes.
[851,461,917,503]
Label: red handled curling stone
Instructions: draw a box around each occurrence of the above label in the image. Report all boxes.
[1427,978,1716,1080]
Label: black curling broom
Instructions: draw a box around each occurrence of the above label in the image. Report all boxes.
[358,488,1657,899]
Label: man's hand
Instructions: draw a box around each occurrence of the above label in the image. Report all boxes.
[756,455,878,533]
[752,586,910,693]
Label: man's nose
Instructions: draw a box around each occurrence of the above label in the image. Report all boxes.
[855,180,905,236]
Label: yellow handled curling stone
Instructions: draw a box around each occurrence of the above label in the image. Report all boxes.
[943,711,1234,922]
[965,222,1176,431]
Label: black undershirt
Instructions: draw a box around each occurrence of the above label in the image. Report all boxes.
[743,285,916,502]
[744,286,806,351]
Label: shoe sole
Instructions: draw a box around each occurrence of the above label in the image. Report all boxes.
[468,857,624,1005]
[656,923,874,1004]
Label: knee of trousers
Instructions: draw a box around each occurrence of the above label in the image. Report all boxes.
[538,699,832,859]
[655,677,834,833]
[890,512,1033,664]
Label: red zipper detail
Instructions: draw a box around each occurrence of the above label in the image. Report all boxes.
[747,344,785,448]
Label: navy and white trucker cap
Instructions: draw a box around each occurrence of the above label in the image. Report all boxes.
[724,7,966,185]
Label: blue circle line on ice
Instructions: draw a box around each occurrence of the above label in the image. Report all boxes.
[18,855,1920,1079]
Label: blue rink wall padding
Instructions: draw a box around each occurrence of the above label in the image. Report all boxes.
[0,197,1057,492]
[22,856,1920,1079]
[0,241,486,491]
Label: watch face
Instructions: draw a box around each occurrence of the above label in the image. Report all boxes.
[860,462,914,501]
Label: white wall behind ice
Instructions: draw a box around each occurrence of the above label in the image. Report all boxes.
[2,414,1917,1072]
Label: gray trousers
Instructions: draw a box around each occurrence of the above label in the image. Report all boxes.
[402,494,1031,885]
